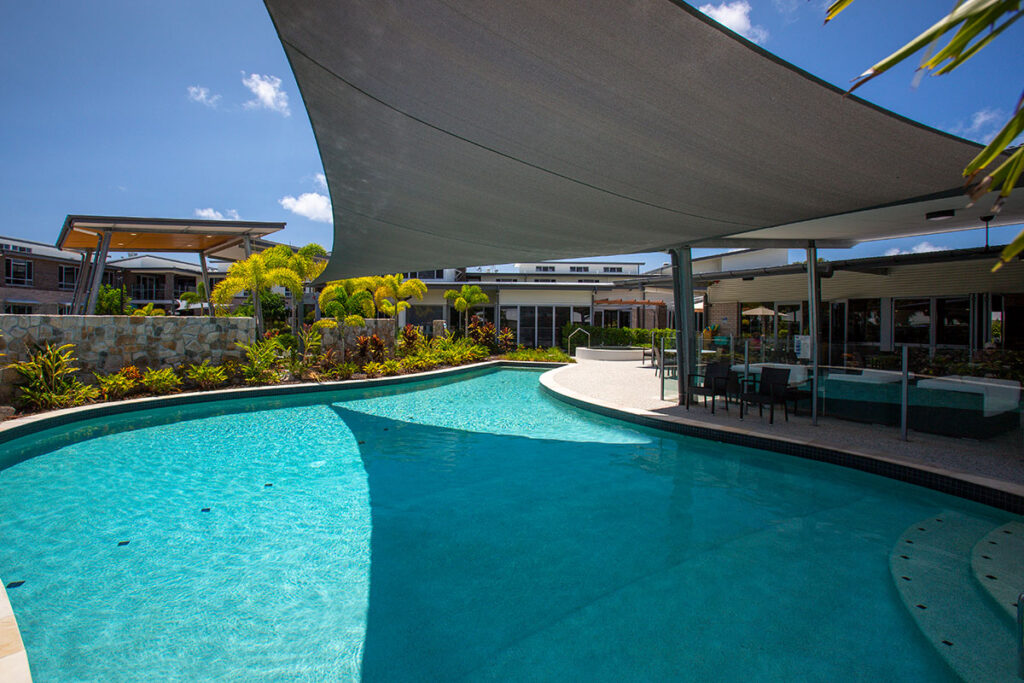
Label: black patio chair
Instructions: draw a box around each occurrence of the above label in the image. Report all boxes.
[739,367,791,424]
[685,361,739,414]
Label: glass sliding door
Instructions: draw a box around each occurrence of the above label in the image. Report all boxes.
[537,306,554,348]
[554,306,571,348]
[500,306,519,342]
[519,306,536,347]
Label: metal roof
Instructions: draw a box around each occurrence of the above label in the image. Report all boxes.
[57,215,285,257]
[265,0,1023,279]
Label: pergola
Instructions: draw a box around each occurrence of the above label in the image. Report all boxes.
[57,215,284,314]
[263,0,1024,415]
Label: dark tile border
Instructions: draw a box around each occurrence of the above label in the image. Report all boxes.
[0,361,566,448]
[540,382,1024,515]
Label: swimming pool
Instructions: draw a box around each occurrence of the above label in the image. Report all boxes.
[0,367,1016,680]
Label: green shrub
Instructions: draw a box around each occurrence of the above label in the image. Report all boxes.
[95,370,138,400]
[398,324,426,357]
[186,360,227,390]
[501,347,574,363]
[362,361,385,378]
[321,361,358,381]
[380,359,402,376]
[7,343,99,410]
[142,367,182,394]
[236,338,283,385]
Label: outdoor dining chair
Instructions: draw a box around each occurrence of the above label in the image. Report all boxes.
[739,366,791,424]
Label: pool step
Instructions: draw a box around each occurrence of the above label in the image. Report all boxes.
[889,512,1016,682]
[970,520,1024,625]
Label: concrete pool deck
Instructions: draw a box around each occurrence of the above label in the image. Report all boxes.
[543,359,1024,499]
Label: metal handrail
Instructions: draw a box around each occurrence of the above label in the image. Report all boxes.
[566,327,591,357]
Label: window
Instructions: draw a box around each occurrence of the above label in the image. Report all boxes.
[3,303,33,314]
[535,265,555,272]
[603,266,623,273]
[133,275,161,300]
[577,279,599,283]
[102,271,118,287]
[846,299,880,344]
[173,277,195,298]
[0,243,31,254]
[495,278,518,282]
[532,278,555,283]
[569,266,589,273]
[893,298,931,345]
[4,259,33,286]
[58,265,79,291]
[936,296,970,346]
[58,303,73,315]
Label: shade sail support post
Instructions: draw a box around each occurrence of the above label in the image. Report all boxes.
[85,232,112,315]
[670,246,696,405]
[807,242,820,426]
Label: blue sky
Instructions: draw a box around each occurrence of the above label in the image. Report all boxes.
[1,1,1020,271]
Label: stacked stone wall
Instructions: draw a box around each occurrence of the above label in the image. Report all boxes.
[0,315,255,402]
[320,318,396,355]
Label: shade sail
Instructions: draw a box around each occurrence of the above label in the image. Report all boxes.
[265,0,1024,279]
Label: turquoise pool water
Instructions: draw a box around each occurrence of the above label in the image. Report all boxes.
[0,367,1013,680]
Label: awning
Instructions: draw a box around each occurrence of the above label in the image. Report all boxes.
[57,216,285,257]
[265,0,1024,279]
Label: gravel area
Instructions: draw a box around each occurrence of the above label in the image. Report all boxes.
[547,359,1024,488]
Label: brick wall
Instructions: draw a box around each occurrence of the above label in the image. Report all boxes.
[707,301,739,336]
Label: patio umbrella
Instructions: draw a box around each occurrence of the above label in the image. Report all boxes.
[742,306,776,316]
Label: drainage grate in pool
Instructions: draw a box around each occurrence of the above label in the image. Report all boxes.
[264,483,273,488]
[6,580,24,589]
[916,604,927,610]
[942,640,953,646]
[117,541,130,546]
[901,576,911,581]
[201,508,211,512]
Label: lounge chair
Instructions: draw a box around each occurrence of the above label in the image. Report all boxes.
[739,367,791,424]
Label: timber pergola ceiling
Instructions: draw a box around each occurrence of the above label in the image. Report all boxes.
[264,0,1024,279]
[57,215,285,259]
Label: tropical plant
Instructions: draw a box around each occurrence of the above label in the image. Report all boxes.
[7,343,99,410]
[94,370,137,400]
[95,284,132,315]
[261,243,328,333]
[236,337,284,385]
[398,324,426,357]
[131,302,166,317]
[141,367,182,394]
[186,360,227,390]
[362,361,386,378]
[826,0,1023,270]
[373,274,428,335]
[380,359,403,376]
[368,334,387,363]
[443,284,489,332]
[119,365,143,381]
[212,249,304,337]
[178,282,210,314]
[321,360,358,381]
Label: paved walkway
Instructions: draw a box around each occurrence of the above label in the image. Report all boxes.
[546,359,1024,490]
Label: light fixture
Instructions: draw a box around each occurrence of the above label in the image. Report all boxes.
[925,209,955,221]
[981,214,994,251]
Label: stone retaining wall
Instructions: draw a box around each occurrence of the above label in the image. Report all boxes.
[0,315,256,403]
[320,318,397,354]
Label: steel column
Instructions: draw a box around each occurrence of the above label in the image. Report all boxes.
[85,232,112,315]
[806,242,820,426]
[199,252,213,319]
[670,246,696,405]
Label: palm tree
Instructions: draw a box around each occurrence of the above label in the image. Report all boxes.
[261,243,328,332]
[374,274,428,335]
[212,251,304,338]
[444,284,489,333]
[318,280,374,357]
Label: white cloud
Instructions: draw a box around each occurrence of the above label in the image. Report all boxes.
[194,208,241,220]
[187,85,221,108]
[242,72,290,116]
[884,241,945,256]
[951,107,1006,143]
[699,1,769,44]
[279,192,332,223]
[314,173,327,191]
